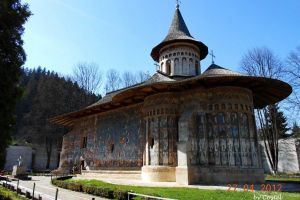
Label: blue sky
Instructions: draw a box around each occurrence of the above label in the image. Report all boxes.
[22,0,300,76]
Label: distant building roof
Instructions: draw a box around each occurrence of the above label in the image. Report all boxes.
[151,8,208,62]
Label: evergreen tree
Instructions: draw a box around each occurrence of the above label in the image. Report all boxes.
[14,67,100,169]
[266,105,290,138]
[0,0,31,168]
[292,122,300,138]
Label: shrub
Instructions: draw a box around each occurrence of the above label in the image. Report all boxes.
[67,183,82,192]
[52,179,129,200]
[113,190,129,200]
[93,187,114,199]
[82,185,95,194]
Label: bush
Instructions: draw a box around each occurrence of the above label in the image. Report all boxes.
[52,178,129,199]
[114,190,129,200]
[82,185,95,194]
[93,187,113,199]
[67,183,82,192]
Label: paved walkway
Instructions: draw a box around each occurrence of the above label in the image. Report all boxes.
[5,176,106,200]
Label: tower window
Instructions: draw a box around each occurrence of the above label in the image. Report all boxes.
[166,60,171,75]
[173,53,176,56]
[174,58,179,74]
[195,61,199,75]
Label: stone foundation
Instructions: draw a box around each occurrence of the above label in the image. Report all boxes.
[142,166,176,182]
[176,166,264,185]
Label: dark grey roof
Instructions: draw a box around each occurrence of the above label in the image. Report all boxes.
[202,63,243,77]
[87,72,174,108]
[151,8,208,62]
[163,8,193,42]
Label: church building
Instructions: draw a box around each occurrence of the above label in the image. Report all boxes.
[50,5,292,185]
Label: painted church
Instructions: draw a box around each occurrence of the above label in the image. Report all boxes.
[50,5,292,184]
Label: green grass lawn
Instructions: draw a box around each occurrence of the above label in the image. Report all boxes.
[0,186,27,200]
[66,179,300,200]
[265,174,300,183]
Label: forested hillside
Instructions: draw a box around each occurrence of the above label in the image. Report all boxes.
[13,67,100,169]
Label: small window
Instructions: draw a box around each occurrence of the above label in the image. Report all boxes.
[81,136,87,148]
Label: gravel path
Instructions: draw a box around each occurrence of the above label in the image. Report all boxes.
[5,176,106,200]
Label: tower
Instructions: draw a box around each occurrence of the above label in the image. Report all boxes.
[151,5,208,77]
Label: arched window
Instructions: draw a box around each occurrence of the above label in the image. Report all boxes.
[174,58,179,74]
[160,62,164,71]
[195,61,199,75]
[189,58,194,74]
[182,57,187,74]
[166,60,171,75]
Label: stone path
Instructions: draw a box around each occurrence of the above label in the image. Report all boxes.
[5,176,106,200]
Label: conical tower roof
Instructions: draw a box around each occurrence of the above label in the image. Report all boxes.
[151,7,208,62]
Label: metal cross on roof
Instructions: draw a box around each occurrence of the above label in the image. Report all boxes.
[209,50,216,64]
[176,0,181,9]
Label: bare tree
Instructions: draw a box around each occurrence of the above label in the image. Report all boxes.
[286,46,300,113]
[241,47,283,78]
[240,47,284,174]
[105,69,122,93]
[122,71,137,87]
[72,62,103,94]
[136,71,151,83]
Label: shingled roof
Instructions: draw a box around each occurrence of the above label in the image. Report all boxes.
[203,63,243,76]
[151,7,208,62]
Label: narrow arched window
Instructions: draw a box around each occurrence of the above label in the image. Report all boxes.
[189,58,194,74]
[160,62,164,71]
[182,57,187,74]
[174,58,179,74]
[166,60,171,75]
[195,61,199,75]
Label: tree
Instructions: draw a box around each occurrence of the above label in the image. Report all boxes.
[105,69,122,93]
[241,47,283,78]
[14,68,99,169]
[266,105,290,138]
[240,47,284,174]
[0,0,31,169]
[286,46,300,113]
[72,62,103,95]
[291,122,300,138]
[122,71,137,87]
[136,71,151,83]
